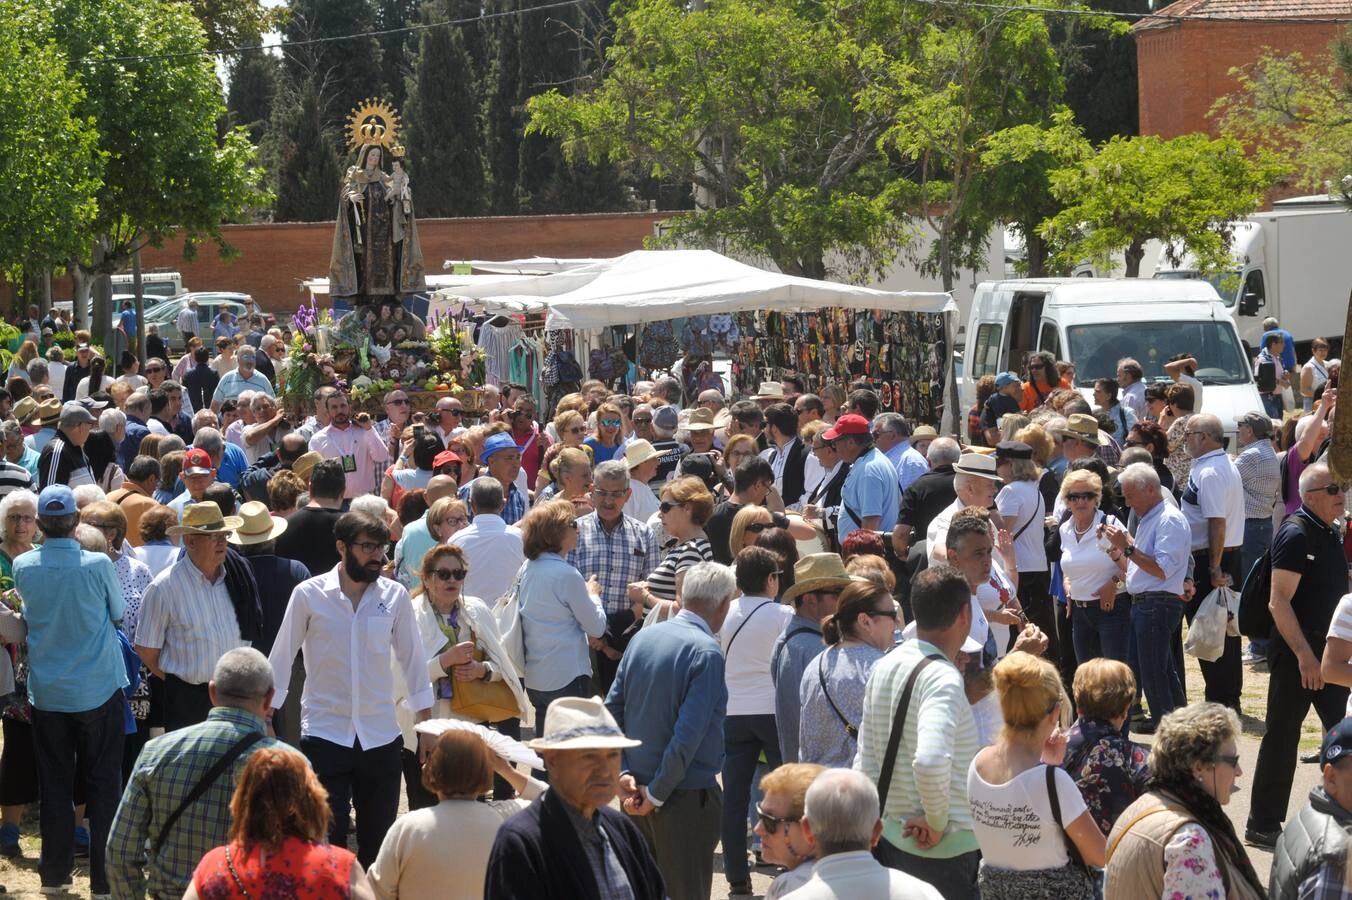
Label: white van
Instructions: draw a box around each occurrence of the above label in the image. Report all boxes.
[961,278,1264,445]
[110,270,184,300]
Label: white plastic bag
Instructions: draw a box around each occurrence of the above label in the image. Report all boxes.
[1221,585,1241,637]
[1185,587,1229,661]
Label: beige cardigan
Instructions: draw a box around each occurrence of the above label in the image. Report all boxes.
[393,594,531,752]
[366,777,547,900]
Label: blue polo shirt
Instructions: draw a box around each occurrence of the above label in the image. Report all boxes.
[839,445,900,541]
[12,538,128,712]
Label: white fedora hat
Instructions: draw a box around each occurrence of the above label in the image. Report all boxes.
[526,696,641,751]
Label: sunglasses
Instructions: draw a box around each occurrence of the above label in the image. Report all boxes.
[745,521,772,534]
[659,500,685,514]
[440,408,463,417]
[633,417,653,424]
[1065,492,1097,502]
[755,804,798,835]
[431,567,468,582]
[1215,753,1240,768]
[600,419,621,428]
[145,366,165,373]
[567,426,586,434]
[867,608,898,620]
[387,398,410,406]
[1309,483,1347,496]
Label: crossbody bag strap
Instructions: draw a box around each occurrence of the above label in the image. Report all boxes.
[152,730,264,855]
[817,652,857,738]
[724,600,773,659]
[1103,804,1193,865]
[1010,490,1045,543]
[1044,764,1085,867]
[771,626,819,678]
[876,654,943,811]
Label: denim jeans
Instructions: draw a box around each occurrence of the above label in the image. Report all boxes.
[1263,393,1284,419]
[527,674,593,740]
[1240,517,1274,593]
[720,714,781,885]
[31,691,124,893]
[1070,596,1132,665]
[1131,592,1186,724]
[874,837,981,900]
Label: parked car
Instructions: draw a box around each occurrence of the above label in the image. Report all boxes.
[145,292,253,347]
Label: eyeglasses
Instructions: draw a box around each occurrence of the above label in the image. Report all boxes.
[755,804,798,835]
[659,500,685,514]
[431,567,468,582]
[566,426,586,434]
[600,419,621,428]
[445,516,470,527]
[1065,492,1097,502]
[593,488,627,499]
[632,417,653,424]
[867,608,898,620]
[567,520,579,530]
[387,398,410,406]
[348,540,386,554]
[1215,753,1241,768]
[1308,483,1347,496]
[5,514,33,524]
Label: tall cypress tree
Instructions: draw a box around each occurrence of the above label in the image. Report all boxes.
[227,49,279,146]
[375,0,420,111]
[404,0,487,216]
[267,75,345,222]
[1060,0,1148,143]
[283,0,386,141]
[481,0,522,213]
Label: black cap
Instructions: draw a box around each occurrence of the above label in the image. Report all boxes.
[1322,717,1352,766]
[676,453,721,493]
[995,440,1033,461]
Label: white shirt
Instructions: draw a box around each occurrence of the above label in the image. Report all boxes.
[782,850,943,900]
[926,498,964,567]
[1121,380,1146,420]
[800,453,826,507]
[1181,447,1245,551]
[453,513,524,603]
[1060,511,1124,601]
[996,479,1047,573]
[268,567,435,749]
[1180,373,1204,410]
[719,594,794,716]
[1328,594,1352,716]
[134,556,245,684]
[967,762,1088,871]
[976,557,1016,658]
[623,477,661,523]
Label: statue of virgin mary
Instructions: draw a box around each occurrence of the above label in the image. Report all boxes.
[329,142,427,301]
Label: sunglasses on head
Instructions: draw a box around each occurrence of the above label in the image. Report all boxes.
[755,804,798,835]
[431,567,467,582]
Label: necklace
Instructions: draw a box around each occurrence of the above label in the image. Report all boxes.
[1072,518,1096,539]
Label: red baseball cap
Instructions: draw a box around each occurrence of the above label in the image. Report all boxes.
[823,413,869,441]
[183,448,214,476]
[433,450,462,469]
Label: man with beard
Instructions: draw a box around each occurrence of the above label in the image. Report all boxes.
[310,390,389,500]
[267,510,434,868]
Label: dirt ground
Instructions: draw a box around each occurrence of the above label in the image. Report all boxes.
[0,651,1324,898]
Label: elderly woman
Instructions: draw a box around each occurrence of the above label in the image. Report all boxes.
[756,763,826,900]
[584,401,625,464]
[393,497,469,589]
[1057,469,1130,664]
[798,580,897,768]
[1104,703,1264,899]
[396,544,528,810]
[1063,658,1148,835]
[188,748,373,899]
[0,490,35,856]
[995,440,1047,641]
[518,499,606,728]
[629,477,714,619]
[1123,420,1174,493]
[136,505,180,573]
[533,447,593,510]
[81,500,153,640]
[968,652,1105,898]
[536,410,592,495]
[1163,382,1196,489]
[266,470,305,519]
[368,729,544,900]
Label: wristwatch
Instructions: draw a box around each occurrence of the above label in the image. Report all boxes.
[1123,545,1136,559]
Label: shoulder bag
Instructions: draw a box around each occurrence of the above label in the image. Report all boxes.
[151,731,264,856]
[876,654,944,810]
[448,643,520,723]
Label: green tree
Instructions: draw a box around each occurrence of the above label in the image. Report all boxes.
[0,4,102,280]
[267,74,345,222]
[1041,133,1287,276]
[227,49,279,146]
[1057,0,1146,143]
[375,0,420,111]
[403,0,487,216]
[48,0,269,340]
[282,0,385,142]
[1212,32,1352,200]
[528,0,915,279]
[481,0,522,214]
[186,0,274,53]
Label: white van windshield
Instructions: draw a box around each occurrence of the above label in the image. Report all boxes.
[1066,321,1251,386]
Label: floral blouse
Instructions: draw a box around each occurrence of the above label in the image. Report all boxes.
[1063,717,1149,834]
[1163,823,1225,899]
[1165,415,1194,491]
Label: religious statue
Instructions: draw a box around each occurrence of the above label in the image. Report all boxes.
[329,99,427,302]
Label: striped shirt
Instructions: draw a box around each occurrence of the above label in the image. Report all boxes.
[0,459,32,498]
[106,707,286,899]
[459,480,527,526]
[855,638,979,858]
[37,433,94,490]
[1234,438,1281,520]
[566,512,661,615]
[646,536,712,603]
[134,556,245,684]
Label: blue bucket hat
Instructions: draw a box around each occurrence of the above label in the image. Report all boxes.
[480,432,519,465]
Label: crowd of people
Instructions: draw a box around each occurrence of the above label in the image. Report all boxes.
[0,309,1347,899]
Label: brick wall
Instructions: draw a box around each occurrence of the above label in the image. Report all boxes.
[1137,19,1346,139]
[27,211,669,314]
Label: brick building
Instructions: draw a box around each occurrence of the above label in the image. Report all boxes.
[1134,0,1352,139]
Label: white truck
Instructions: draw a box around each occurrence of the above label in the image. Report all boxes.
[961,278,1263,444]
[1153,195,1352,355]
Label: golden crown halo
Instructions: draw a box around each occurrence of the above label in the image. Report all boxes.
[345,98,401,150]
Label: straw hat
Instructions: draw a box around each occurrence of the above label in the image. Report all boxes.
[911,425,938,440]
[526,696,641,751]
[623,439,662,469]
[11,397,36,426]
[751,382,785,401]
[782,553,858,604]
[685,408,716,431]
[1052,413,1102,447]
[227,500,288,545]
[953,452,1002,481]
[32,398,62,426]
[292,451,324,482]
[167,501,244,537]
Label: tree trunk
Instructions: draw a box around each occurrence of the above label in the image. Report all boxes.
[1124,239,1144,278]
[1025,231,1048,278]
[90,237,113,351]
[69,259,92,330]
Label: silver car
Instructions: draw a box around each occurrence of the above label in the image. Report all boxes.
[146,293,253,347]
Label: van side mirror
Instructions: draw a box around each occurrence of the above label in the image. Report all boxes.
[1238,291,1260,316]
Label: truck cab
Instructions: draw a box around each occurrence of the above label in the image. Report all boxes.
[962,278,1263,446]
